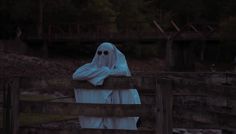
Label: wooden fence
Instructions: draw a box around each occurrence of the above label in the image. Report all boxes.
[1,73,236,134]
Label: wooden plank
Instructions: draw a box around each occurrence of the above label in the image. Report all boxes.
[72,77,134,89]
[155,78,162,134]
[141,116,224,129]
[163,79,173,134]
[173,95,235,108]
[134,76,156,90]
[172,79,236,97]
[153,20,167,37]
[173,118,222,129]
[174,103,236,117]
[11,78,20,134]
[19,78,73,91]
[2,78,20,134]
[0,94,3,104]
[173,106,236,128]
[0,112,2,128]
[17,73,236,94]
[155,78,173,134]
[73,76,157,90]
[20,101,154,117]
[189,24,200,33]
[20,127,155,134]
[133,72,236,77]
[171,20,180,32]
[19,77,157,93]
[18,87,156,97]
[16,76,168,96]
[18,78,236,97]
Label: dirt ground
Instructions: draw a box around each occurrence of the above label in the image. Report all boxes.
[0,52,166,78]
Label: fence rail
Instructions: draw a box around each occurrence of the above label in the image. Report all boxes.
[20,102,153,117]
[20,127,155,134]
[1,73,236,134]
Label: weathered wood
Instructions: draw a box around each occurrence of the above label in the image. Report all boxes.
[19,76,156,93]
[73,76,157,90]
[172,79,236,97]
[17,74,236,94]
[20,101,154,117]
[153,20,167,37]
[11,78,20,134]
[0,93,3,104]
[155,78,173,134]
[3,78,20,134]
[173,108,236,128]
[164,79,173,134]
[72,77,135,89]
[3,74,236,132]
[171,20,180,32]
[155,78,162,134]
[20,127,155,134]
[38,0,43,37]
[166,39,174,70]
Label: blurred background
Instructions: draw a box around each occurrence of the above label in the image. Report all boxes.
[0,0,236,73]
[1,1,236,134]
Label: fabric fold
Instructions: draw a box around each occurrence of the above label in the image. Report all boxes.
[73,42,141,130]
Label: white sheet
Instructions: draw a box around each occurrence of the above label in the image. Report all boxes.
[72,42,141,130]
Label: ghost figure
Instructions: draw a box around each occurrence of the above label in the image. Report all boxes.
[72,42,141,130]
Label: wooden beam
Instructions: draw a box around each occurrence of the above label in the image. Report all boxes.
[20,76,157,92]
[20,127,155,134]
[207,25,214,32]
[20,101,154,117]
[174,102,236,117]
[153,20,167,37]
[2,78,20,134]
[171,20,180,32]
[79,76,163,90]
[189,24,200,34]
[155,78,173,134]
[173,108,236,128]
[72,77,135,89]
[38,0,43,37]
[18,75,236,97]
[166,39,174,70]
[173,79,236,97]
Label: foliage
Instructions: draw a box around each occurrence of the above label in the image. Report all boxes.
[44,0,79,23]
[78,0,116,23]
[0,0,236,38]
[113,0,149,32]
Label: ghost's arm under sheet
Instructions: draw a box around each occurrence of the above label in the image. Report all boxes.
[72,64,111,86]
[110,65,130,76]
[87,67,111,86]
[72,64,96,80]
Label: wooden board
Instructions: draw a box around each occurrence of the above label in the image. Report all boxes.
[173,109,236,128]
[20,127,155,134]
[20,101,154,117]
[72,77,134,89]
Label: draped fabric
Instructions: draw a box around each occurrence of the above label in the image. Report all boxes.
[73,42,141,130]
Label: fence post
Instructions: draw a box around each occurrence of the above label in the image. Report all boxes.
[3,78,19,134]
[155,78,173,134]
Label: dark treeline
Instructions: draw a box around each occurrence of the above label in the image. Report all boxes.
[0,0,235,39]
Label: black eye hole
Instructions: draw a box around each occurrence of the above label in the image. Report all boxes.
[97,51,102,55]
[103,51,109,55]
